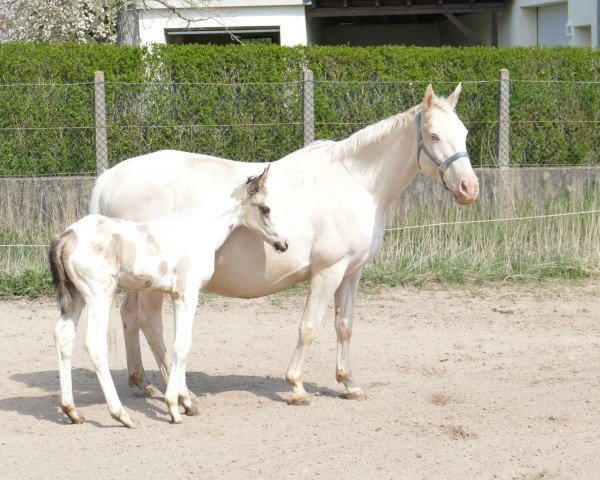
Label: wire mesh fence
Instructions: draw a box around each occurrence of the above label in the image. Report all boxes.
[0,72,597,176]
[1,72,599,292]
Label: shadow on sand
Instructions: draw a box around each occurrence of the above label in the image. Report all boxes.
[1,368,340,426]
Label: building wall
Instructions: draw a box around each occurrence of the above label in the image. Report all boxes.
[137,0,598,48]
[319,23,441,47]
[139,3,308,46]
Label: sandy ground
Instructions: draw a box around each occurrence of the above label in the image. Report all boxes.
[1,283,599,480]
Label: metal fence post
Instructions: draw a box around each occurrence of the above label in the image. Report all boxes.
[497,68,510,169]
[302,69,314,146]
[94,71,108,175]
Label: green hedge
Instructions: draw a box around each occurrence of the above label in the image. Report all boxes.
[0,44,597,175]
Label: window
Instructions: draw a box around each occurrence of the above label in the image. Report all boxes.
[166,27,281,45]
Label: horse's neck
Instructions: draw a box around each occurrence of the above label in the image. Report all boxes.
[339,112,419,210]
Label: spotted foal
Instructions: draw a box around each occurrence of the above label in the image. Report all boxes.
[49,166,287,427]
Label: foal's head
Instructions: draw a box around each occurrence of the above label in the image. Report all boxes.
[417,84,479,205]
[236,165,288,253]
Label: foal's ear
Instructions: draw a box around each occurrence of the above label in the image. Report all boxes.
[423,84,435,110]
[446,83,462,110]
[257,164,270,186]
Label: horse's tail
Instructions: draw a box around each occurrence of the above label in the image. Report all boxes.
[48,231,78,316]
[89,167,112,215]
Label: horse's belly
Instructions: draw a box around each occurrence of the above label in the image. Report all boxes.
[205,227,311,298]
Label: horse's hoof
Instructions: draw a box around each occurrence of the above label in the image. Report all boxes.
[287,394,311,406]
[136,384,162,398]
[341,388,367,400]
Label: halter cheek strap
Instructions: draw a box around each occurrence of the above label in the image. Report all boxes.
[416,110,470,191]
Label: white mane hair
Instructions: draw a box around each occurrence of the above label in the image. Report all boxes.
[326,94,457,162]
[327,105,420,161]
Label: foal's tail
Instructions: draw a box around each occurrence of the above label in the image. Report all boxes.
[48,231,78,316]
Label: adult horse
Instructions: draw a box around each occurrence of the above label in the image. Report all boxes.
[91,84,479,406]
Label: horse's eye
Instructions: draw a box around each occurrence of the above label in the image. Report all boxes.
[260,206,270,215]
[430,133,439,142]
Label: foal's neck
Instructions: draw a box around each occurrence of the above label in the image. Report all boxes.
[177,198,243,249]
[339,108,420,210]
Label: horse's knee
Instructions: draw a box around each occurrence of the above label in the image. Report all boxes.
[335,316,352,341]
[299,323,316,344]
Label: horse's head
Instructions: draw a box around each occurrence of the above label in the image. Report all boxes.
[239,165,289,253]
[417,84,479,205]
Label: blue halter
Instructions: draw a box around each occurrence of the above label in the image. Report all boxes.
[416,110,470,191]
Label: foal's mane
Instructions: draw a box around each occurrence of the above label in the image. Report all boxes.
[328,105,420,161]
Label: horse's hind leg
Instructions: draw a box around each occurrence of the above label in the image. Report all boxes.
[121,291,160,397]
[334,270,366,400]
[54,293,85,424]
[285,263,347,405]
[86,295,137,428]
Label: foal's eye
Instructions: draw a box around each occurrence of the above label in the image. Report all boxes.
[260,206,270,215]
[430,133,440,142]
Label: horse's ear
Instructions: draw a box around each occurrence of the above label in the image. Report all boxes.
[423,84,435,111]
[447,83,462,110]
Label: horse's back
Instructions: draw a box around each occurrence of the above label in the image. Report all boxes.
[93,150,258,222]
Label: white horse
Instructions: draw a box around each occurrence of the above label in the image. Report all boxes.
[91,84,479,406]
[51,167,287,427]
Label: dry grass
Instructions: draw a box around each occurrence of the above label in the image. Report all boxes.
[1,179,599,296]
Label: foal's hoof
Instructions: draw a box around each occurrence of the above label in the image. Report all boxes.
[112,409,137,429]
[341,388,367,400]
[183,403,200,417]
[287,394,311,406]
[170,416,183,425]
[61,405,85,424]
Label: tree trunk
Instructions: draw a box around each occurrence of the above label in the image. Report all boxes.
[116,0,139,46]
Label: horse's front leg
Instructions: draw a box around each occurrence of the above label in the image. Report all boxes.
[334,269,367,400]
[137,291,200,413]
[164,289,200,424]
[285,262,348,405]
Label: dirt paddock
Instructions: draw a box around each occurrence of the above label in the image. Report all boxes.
[1,283,599,479]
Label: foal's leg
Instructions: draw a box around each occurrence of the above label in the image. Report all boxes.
[285,263,347,405]
[54,293,85,424]
[334,270,366,399]
[164,293,199,424]
[85,295,136,428]
[121,292,160,397]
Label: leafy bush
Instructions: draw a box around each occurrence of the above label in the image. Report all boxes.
[0,44,597,175]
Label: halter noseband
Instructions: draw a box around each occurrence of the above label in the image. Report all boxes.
[416,110,470,191]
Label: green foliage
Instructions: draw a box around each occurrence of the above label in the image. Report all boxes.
[0,44,597,175]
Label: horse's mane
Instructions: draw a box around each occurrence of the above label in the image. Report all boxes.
[328,105,420,161]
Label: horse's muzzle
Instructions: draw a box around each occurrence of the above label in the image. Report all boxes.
[273,239,289,253]
[453,177,479,205]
